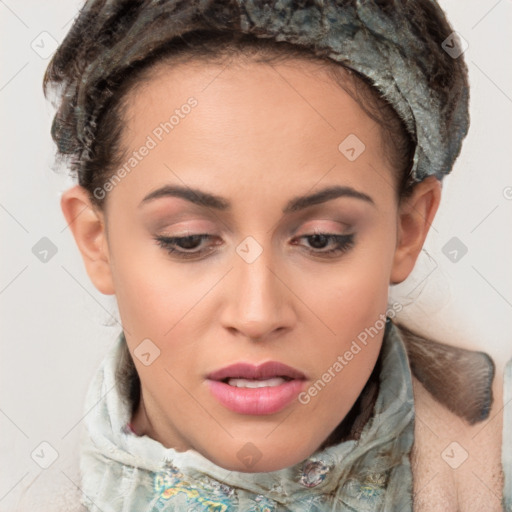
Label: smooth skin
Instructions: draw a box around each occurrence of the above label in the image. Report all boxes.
[60,58,502,509]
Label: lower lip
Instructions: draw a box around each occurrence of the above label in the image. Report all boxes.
[207,379,306,415]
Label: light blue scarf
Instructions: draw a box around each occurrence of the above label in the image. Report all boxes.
[78,319,415,511]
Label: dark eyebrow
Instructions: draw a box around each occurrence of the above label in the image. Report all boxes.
[139,184,375,212]
[139,185,230,210]
[283,185,375,213]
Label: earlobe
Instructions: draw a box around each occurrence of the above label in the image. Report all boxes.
[60,185,115,295]
[390,176,442,285]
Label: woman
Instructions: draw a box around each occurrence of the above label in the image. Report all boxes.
[43,0,504,510]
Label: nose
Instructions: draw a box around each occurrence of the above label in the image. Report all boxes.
[220,244,294,341]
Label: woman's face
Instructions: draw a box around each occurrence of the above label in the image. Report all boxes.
[83,58,418,472]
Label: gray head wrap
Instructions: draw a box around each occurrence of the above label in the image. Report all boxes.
[236,0,470,183]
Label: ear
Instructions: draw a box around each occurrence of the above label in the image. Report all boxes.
[390,176,442,285]
[60,185,115,295]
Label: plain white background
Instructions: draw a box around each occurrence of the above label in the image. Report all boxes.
[1,1,511,510]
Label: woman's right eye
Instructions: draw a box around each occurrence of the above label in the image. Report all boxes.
[153,234,216,259]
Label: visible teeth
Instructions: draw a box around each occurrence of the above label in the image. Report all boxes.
[227,377,286,388]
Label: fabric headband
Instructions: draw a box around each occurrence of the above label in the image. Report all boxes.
[236,0,470,183]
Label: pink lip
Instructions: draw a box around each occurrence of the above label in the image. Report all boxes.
[207,379,306,415]
[206,361,307,415]
[206,361,307,381]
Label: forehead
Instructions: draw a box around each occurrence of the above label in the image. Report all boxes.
[122,56,381,144]
[111,58,394,211]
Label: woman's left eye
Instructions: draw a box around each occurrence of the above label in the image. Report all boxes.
[153,232,355,259]
[293,233,355,257]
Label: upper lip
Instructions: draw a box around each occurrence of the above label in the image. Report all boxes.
[206,361,307,381]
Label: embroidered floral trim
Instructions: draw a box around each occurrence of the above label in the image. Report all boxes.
[298,460,333,488]
[153,460,235,510]
[355,472,387,500]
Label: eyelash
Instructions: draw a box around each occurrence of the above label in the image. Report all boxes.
[153,232,355,260]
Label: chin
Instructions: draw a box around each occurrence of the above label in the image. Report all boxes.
[201,437,318,473]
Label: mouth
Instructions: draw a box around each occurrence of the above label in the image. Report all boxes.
[206,361,307,415]
[206,361,307,382]
[221,376,293,388]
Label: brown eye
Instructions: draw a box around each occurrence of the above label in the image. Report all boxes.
[293,233,355,257]
[154,234,217,259]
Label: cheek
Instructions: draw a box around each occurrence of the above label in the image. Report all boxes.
[106,218,204,337]
[298,226,395,390]
[114,267,206,341]
[300,267,389,419]
[310,237,396,333]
